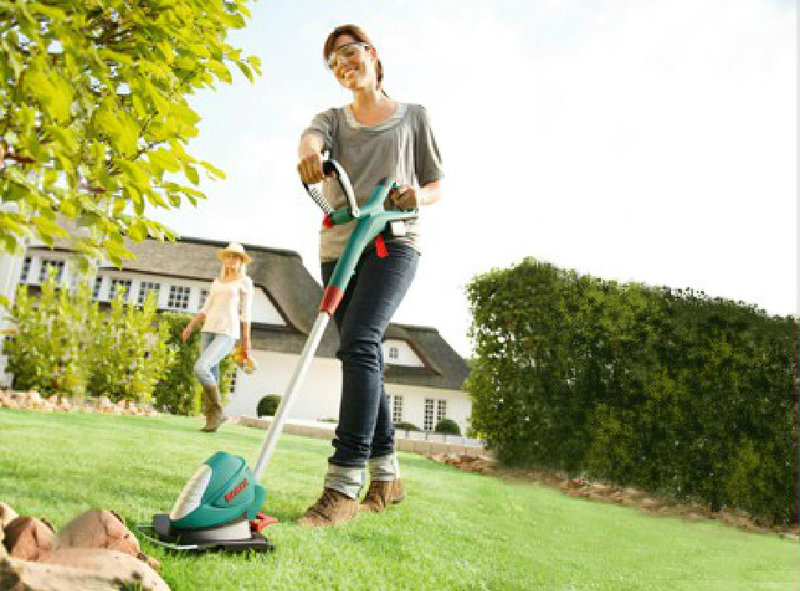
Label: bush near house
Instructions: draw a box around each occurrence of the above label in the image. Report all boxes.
[3,277,234,412]
[5,276,174,405]
[435,418,461,436]
[256,394,281,417]
[467,258,798,525]
[394,421,421,432]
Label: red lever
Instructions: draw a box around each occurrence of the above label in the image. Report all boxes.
[374,234,388,258]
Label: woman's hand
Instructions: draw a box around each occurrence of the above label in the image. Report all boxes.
[240,335,251,357]
[391,180,441,210]
[297,133,326,185]
[181,324,193,343]
[391,185,418,210]
[297,151,325,185]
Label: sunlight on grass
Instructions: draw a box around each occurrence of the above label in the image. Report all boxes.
[1,409,796,591]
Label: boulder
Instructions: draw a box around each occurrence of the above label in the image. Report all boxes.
[0,502,19,529]
[56,510,140,558]
[56,509,159,570]
[3,516,56,561]
[1,552,171,591]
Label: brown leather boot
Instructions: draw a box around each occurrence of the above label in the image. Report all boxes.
[359,479,406,513]
[297,488,359,528]
[200,384,226,432]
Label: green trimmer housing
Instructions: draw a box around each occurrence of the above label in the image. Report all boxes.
[139,451,272,552]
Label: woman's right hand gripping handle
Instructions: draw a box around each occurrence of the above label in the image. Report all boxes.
[297,133,325,185]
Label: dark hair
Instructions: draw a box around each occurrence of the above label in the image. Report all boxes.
[323,24,385,91]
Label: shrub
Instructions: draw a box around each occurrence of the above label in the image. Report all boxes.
[86,287,174,404]
[4,274,93,398]
[257,395,281,417]
[435,418,461,436]
[394,421,420,432]
[152,313,235,415]
[467,257,798,525]
[5,275,174,405]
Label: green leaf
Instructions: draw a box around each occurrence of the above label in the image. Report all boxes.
[199,160,226,180]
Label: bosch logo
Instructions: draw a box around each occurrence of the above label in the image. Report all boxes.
[224,478,249,502]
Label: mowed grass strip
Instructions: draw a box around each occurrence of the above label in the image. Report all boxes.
[0,409,795,591]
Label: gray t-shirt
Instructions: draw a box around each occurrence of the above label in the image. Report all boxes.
[303,102,444,262]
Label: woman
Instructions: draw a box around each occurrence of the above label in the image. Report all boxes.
[296,24,443,527]
[182,242,254,432]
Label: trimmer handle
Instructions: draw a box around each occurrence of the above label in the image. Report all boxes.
[302,157,360,218]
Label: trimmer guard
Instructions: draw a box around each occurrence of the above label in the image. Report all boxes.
[137,514,274,553]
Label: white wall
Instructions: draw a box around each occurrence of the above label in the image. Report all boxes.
[382,339,423,367]
[226,350,472,435]
[225,351,342,420]
[386,384,472,435]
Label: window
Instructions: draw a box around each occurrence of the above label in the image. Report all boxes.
[92,276,104,299]
[424,398,435,431]
[167,285,191,310]
[109,279,132,301]
[437,399,447,424]
[38,258,65,284]
[388,346,399,360]
[138,281,161,305]
[229,369,238,394]
[392,395,403,423]
[199,288,209,309]
[19,257,32,283]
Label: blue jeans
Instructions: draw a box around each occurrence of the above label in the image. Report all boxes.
[321,242,419,469]
[194,332,236,386]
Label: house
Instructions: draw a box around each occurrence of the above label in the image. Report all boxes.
[0,236,472,434]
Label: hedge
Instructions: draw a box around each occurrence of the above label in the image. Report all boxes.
[4,277,233,414]
[5,277,173,404]
[466,258,798,525]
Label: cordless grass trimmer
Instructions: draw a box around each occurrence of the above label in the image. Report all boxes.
[137,160,417,553]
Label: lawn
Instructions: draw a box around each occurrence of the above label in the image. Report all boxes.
[0,409,796,591]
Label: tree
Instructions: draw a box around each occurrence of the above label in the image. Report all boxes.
[0,0,261,268]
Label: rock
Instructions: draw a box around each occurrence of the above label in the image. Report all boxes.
[41,548,170,590]
[0,502,19,530]
[57,509,160,571]
[1,552,171,591]
[56,510,141,559]
[4,516,56,561]
[28,391,43,410]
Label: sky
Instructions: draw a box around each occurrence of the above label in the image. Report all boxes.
[150,0,798,358]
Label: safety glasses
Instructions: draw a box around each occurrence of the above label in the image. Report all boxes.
[326,42,370,70]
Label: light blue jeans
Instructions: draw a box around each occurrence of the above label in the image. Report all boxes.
[194,332,236,386]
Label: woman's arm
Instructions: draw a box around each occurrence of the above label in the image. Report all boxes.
[181,312,206,342]
[240,322,251,355]
[239,277,254,355]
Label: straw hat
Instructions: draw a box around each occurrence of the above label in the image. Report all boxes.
[217,242,252,264]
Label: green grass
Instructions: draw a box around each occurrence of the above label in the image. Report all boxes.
[0,409,796,591]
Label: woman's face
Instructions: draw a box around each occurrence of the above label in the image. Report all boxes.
[223,253,243,272]
[329,34,376,91]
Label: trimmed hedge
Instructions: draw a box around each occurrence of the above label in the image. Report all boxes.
[257,394,281,417]
[466,258,798,525]
[435,418,461,436]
